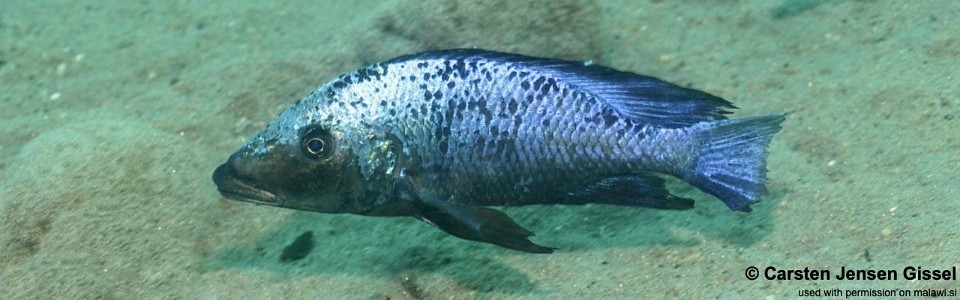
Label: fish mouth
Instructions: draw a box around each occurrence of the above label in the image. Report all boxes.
[212,163,279,205]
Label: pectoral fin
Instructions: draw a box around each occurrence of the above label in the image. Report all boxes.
[400,183,555,253]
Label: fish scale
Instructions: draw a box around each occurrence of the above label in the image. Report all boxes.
[424,70,611,204]
[213,49,785,252]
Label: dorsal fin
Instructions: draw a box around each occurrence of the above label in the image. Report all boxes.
[547,64,736,127]
[392,49,736,128]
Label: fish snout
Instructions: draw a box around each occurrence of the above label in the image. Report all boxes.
[211,152,279,204]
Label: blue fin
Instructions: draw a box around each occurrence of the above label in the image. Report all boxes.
[551,66,735,128]
[390,49,736,127]
[684,114,786,212]
[566,175,694,210]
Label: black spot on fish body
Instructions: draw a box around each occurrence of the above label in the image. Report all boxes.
[603,113,619,127]
[521,81,530,90]
[424,90,432,101]
[513,115,522,127]
[542,93,553,103]
[380,100,387,107]
[540,79,555,94]
[410,108,419,118]
[422,73,430,81]
[447,81,455,89]
[366,68,377,79]
[508,98,518,114]
[389,108,397,116]
[478,98,493,122]
[532,77,545,91]
[434,127,444,140]
[443,101,455,129]
[434,91,443,100]
[630,124,645,139]
[541,119,550,127]
[332,81,347,89]
[417,62,428,68]
[439,140,448,154]
[342,75,353,84]
[356,70,370,83]
[489,126,499,137]
[453,60,467,77]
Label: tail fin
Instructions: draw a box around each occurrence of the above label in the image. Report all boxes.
[685,114,786,212]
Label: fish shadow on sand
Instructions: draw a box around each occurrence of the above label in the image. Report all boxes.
[544,178,780,251]
[206,212,541,295]
[206,180,779,295]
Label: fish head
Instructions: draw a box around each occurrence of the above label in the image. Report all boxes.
[212,93,371,214]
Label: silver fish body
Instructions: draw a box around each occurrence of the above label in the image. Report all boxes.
[213,49,785,253]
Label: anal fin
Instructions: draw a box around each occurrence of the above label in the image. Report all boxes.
[566,175,694,210]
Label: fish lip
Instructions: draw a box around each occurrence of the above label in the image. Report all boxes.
[212,163,280,205]
[215,186,279,205]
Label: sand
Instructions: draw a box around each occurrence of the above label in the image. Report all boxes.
[1,0,957,299]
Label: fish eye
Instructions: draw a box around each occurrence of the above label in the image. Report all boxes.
[300,127,335,159]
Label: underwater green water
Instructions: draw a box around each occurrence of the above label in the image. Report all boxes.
[1,0,957,299]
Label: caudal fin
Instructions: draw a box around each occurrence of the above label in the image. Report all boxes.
[685,114,786,212]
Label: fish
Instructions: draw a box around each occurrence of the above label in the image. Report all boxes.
[212,49,785,253]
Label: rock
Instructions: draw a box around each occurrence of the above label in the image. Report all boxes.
[0,120,218,299]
